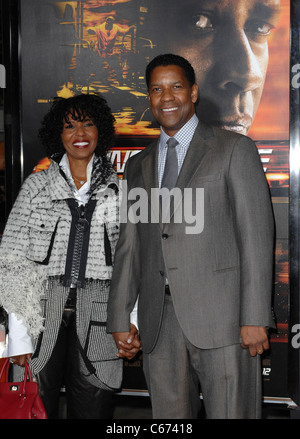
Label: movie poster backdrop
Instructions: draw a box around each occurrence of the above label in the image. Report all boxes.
[18,0,290,404]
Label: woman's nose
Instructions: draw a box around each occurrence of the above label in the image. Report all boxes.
[75,123,85,135]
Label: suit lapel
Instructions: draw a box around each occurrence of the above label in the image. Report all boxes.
[141,140,161,225]
[172,123,216,220]
[176,124,214,190]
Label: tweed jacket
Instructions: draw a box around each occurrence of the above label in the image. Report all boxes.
[0,159,122,390]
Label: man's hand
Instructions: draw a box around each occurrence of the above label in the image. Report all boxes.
[10,353,32,367]
[240,326,270,357]
[113,324,141,360]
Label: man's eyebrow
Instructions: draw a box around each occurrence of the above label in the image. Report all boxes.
[150,80,184,87]
[252,1,282,19]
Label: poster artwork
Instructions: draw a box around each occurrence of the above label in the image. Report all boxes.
[21,0,290,398]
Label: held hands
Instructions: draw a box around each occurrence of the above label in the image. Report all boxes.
[240,326,270,357]
[113,324,141,360]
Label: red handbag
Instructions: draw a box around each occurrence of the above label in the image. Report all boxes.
[0,358,47,419]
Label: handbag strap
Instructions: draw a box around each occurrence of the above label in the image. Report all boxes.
[21,361,32,395]
[0,358,9,380]
[0,358,33,395]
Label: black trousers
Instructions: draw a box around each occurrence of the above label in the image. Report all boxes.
[37,309,114,419]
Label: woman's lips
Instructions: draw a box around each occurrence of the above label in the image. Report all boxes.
[72,141,90,148]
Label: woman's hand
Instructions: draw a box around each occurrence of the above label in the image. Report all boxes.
[9,353,32,367]
[113,324,141,360]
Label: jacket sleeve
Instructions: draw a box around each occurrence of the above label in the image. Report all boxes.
[0,181,32,257]
[106,164,141,333]
[0,178,46,339]
[227,134,275,328]
[1,312,34,358]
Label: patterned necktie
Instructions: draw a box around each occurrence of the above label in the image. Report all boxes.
[161,137,179,190]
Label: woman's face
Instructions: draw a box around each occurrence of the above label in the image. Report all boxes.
[61,114,98,163]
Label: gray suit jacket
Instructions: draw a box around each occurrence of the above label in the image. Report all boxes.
[107,122,275,353]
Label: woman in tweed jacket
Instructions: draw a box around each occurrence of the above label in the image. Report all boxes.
[0,94,122,418]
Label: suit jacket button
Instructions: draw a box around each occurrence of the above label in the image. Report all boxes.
[159,270,164,276]
[162,233,169,240]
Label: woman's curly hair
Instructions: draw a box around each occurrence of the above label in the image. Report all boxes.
[38,93,115,159]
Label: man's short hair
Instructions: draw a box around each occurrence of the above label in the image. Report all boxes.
[145,53,196,89]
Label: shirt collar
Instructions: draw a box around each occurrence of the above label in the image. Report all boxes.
[159,114,199,150]
[59,153,94,186]
[59,153,94,204]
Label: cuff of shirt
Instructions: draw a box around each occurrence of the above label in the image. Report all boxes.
[1,312,33,357]
[130,298,139,331]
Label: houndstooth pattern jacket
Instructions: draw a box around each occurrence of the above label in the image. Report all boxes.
[0,158,122,390]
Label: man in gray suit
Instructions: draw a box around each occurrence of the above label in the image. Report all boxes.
[107,53,275,418]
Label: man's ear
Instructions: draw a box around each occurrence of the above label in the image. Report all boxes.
[191,83,199,104]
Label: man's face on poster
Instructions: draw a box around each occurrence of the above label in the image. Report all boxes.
[163,0,281,135]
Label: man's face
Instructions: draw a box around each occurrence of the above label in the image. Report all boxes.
[105,18,114,30]
[165,0,281,134]
[148,65,198,137]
